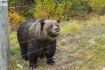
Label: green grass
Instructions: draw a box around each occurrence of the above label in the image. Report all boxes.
[61,21,81,36]
[95,37,105,46]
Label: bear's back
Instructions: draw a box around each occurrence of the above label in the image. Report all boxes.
[19,19,36,30]
[17,19,37,42]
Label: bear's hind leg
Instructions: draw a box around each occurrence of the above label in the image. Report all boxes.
[19,42,28,61]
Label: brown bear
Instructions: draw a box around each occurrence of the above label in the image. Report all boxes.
[17,19,60,69]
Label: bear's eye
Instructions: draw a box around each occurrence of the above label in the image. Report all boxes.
[49,24,53,28]
[56,24,59,27]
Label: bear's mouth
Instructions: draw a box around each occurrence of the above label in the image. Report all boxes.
[47,31,59,37]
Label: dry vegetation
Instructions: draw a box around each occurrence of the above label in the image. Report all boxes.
[9,15,105,70]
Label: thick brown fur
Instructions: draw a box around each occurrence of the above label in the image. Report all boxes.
[17,19,60,69]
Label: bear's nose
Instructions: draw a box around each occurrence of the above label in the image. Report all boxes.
[55,28,59,32]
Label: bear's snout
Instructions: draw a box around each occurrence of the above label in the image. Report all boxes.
[55,28,60,32]
[53,27,60,35]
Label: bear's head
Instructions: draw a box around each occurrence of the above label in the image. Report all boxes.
[40,19,60,40]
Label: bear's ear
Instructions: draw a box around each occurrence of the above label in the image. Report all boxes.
[57,20,60,24]
[40,19,45,31]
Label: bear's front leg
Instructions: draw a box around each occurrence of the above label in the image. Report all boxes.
[45,43,56,65]
[29,55,38,69]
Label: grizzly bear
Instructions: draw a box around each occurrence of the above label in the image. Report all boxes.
[17,19,60,69]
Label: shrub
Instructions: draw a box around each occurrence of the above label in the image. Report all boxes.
[88,0,105,14]
[71,0,91,17]
[34,0,64,19]
[9,8,25,30]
